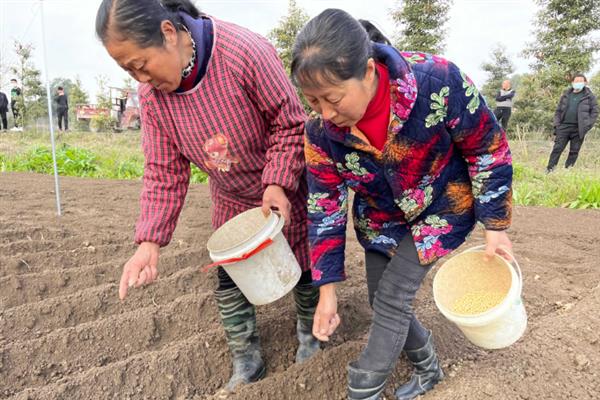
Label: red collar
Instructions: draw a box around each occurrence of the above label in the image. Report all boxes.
[356,63,391,151]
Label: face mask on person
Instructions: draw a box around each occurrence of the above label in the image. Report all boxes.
[572,82,585,91]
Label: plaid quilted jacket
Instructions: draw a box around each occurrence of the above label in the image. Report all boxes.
[134,16,309,269]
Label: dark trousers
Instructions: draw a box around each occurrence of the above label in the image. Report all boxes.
[547,124,584,170]
[57,108,68,131]
[11,102,20,128]
[494,106,512,131]
[0,111,7,130]
[356,235,433,372]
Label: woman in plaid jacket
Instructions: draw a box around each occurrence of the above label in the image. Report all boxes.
[95,0,319,391]
[292,10,513,400]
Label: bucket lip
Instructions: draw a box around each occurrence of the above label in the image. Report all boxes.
[432,248,517,320]
[207,208,285,261]
[207,208,278,255]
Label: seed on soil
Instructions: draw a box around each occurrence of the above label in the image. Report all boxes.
[574,354,590,370]
[452,291,506,314]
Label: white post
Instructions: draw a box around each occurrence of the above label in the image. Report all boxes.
[39,0,62,216]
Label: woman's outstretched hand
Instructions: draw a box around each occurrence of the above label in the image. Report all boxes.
[313,283,341,342]
[119,241,160,300]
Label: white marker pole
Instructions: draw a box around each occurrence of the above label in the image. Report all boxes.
[40,0,62,216]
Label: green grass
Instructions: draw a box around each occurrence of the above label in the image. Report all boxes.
[510,138,600,209]
[512,163,600,208]
[0,130,208,183]
[1,130,599,209]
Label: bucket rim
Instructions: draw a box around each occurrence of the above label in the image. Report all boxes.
[206,208,278,255]
[207,209,285,262]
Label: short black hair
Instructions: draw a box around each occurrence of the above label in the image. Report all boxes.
[10,78,17,82]
[96,0,202,48]
[291,9,372,88]
[573,73,587,82]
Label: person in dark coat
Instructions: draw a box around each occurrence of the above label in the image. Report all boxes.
[55,86,69,131]
[546,74,599,172]
[0,89,8,131]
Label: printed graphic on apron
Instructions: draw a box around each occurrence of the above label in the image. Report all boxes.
[203,134,239,172]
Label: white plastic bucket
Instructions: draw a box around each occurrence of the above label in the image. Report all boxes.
[432,245,527,349]
[205,207,301,305]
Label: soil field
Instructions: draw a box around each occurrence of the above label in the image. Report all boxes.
[1,172,599,399]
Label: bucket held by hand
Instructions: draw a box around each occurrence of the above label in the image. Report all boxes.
[433,245,527,349]
[205,207,301,305]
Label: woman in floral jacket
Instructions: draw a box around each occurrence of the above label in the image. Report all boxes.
[292,9,513,400]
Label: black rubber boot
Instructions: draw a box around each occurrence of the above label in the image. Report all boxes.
[227,347,266,391]
[347,362,390,400]
[293,283,321,363]
[394,331,444,400]
[215,287,266,391]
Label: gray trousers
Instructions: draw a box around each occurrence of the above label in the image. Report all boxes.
[357,235,433,372]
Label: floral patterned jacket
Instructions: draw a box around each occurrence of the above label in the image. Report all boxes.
[305,43,513,287]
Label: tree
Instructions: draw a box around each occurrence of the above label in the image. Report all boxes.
[589,70,600,97]
[10,41,47,128]
[69,77,89,107]
[511,71,559,135]
[95,74,112,109]
[68,77,89,130]
[480,44,515,109]
[391,0,453,54]
[50,77,73,94]
[523,0,600,88]
[267,0,309,74]
[268,0,310,111]
[517,0,600,135]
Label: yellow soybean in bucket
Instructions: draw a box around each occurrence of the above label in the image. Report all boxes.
[205,208,301,306]
[433,245,527,349]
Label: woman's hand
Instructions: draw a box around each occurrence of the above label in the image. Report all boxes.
[119,241,160,300]
[313,283,341,342]
[484,230,513,261]
[262,184,291,224]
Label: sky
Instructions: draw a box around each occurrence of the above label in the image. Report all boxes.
[0,0,596,102]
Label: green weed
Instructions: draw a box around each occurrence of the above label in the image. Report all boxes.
[1,131,598,209]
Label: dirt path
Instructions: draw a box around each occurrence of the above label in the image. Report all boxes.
[0,173,598,399]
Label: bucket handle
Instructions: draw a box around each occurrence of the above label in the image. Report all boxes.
[201,238,274,272]
[462,244,523,297]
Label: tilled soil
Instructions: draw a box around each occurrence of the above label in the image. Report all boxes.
[0,172,598,399]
